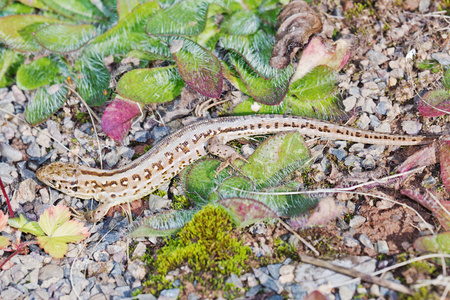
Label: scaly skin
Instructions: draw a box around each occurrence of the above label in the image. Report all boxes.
[36,114,439,222]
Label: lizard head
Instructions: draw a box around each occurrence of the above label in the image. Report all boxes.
[36,162,80,197]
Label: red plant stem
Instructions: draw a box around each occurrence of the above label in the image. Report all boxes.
[0,240,38,270]
[0,177,13,218]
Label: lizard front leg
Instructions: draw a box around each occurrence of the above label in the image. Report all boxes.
[207,136,249,175]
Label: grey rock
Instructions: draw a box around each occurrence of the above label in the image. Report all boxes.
[290,284,308,299]
[63,116,75,129]
[267,264,282,279]
[254,268,282,293]
[226,273,243,289]
[246,285,261,297]
[127,261,147,280]
[336,218,350,231]
[188,292,200,300]
[344,155,361,168]
[93,251,110,262]
[362,156,376,170]
[363,98,376,114]
[116,286,131,297]
[375,240,389,254]
[419,0,430,11]
[349,143,364,153]
[135,130,151,142]
[151,125,170,142]
[349,216,366,228]
[422,176,437,186]
[376,101,388,115]
[105,149,120,167]
[2,287,23,300]
[22,135,35,144]
[2,125,15,140]
[38,264,64,282]
[267,295,283,300]
[359,233,374,250]
[0,143,23,162]
[369,115,381,128]
[26,142,41,157]
[348,87,361,97]
[367,50,389,65]
[343,96,357,112]
[390,68,404,79]
[431,52,450,66]
[330,148,347,161]
[36,130,52,148]
[343,236,360,247]
[357,114,370,130]
[401,120,422,135]
[339,285,356,300]
[17,161,36,180]
[132,242,147,258]
[159,288,180,299]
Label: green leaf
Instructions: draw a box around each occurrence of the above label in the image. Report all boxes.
[239,132,311,189]
[8,214,45,236]
[128,209,198,237]
[0,0,11,10]
[243,0,263,10]
[414,232,450,254]
[40,0,107,23]
[285,93,346,120]
[218,198,278,227]
[33,24,96,53]
[0,14,60,52]
[288,66,338,101]
[25,84,68,125]
[221,30,280,78]
[229,51,292,105]
[215,176,254,199]
[233,97,286,115]
[17,0,48,10]
[169,37,223,98]
[0,49,17,87]
[227,10,260,36]
[85,1,160,56]
[0,2,35,16]
[76,54,110,106]
[16,56,61,90]
[444,67,450,89]
[117,0,140,20]
[146,0,209,36]
[116,65,184,104]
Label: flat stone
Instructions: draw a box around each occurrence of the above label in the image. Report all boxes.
[348,87,361,97]
[330,148,347,161]
[226,273,243,289]
[343,96,357,111]
[359,233,374,250]
[339,285,356,300]
[375,240,389,254]
[267,264,282,279]
[419,0,430,11]
[26,141,41,157]
[151,125,170,142]
[344,155,361,168]
[349,216,366,228]
[132,242,147,258]
[362,156,376,170]
[357,114,370,130]
[159,288,180,299]
[343,236,360,247]
[0,143,23,162]
[375,122,391,133]
[12,85,26,102]
[105,149,120,167]
[246,285,261,297]
[39,264,64,281]
[369,115,381,128]
[36,130,52,148]
[401,120,422,135]
[279,273,294,284]
[367,50,389,65]
[2,287,23,300]
[390,68,404,79]
[127,261,147,280]
[431,52,450,66]
[135,130,151,143]
[363,98,376,114]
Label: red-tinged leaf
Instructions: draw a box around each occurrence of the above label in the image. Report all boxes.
[401,188,450,230]
[36,205,90,258]
[440,140,450,191]
[397,144,437,173]
[0,210,8,231]
[414,232,450,254]
[101,98,141,143]
[170,38,223,98]
[218,198,278,227]
[418,89,450,117]
[305,291,329,300]
[291,37,352,82]
[305,197,345,227]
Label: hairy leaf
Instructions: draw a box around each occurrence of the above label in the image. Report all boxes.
[17,0,47,9]
[218,198,278,227]
[16,56,61,90]
[76,54,110,106]
[0,49,17,87]
[128,209,198,237]
[33,24,96,53]
[40,0,107,23]
[101,97,142,143]
[414,232,450,254]
[418,89,450,117]
[117,0,140,20]
[170,37,223,98]
[440,141,450,192]
[285,93,346,120]
[229,51,292,105]
[37,205,90,258]
[289,65,338,101]
[85,1,161,56]
[146,0,209,36]
[0,2,35,17]
[116,65,184,104]
[0,14,60,52]
[233,97,286,115]
[240,132,310,189]
[25,84,68,125]
[227,10,260,36]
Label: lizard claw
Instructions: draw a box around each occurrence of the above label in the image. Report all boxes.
[70,207,89,222]
[215,152,249,177]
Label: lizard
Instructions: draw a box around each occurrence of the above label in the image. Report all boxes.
[36,114,441,222]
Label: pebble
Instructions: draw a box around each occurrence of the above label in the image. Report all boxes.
[0,142,23,162]
[343,96,356,111]
[267,264,282,279]
[401,120,422,135]
[226,273,243,289]
[104,148,120,167]
[367,50,389,65]
[330,148,347,161]
[369,115,381,128]
[348,87,361,97]
[278,265,295,284]
[375,240,389,254]
[246,286,261,297]
[159,288,180,299]
[431,52,450,66]
[349,216,366,228]
[26,142,41,157]
[151,125,170,142]
[362,156,376,170]
[344,155,361,168]
[357,114,370,130]
[363,98,376,114]
[343,236,360,247]
[36,130,52,148]
[135,130,151,142]
[390,68,404,79]
[359,233,375,250]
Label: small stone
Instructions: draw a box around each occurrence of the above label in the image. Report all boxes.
[336,218,350,231]
[349,143,364,153]
[267,264,282,279]
[348,87,361,97]
[135,130,151,143]
[279,264,295,276]
[127,261,146,280]
[375,240,389,254]
[187,293,199,300]
[419,0,430,12]
[357,114,370,130]
[363,98,376,114]
[375,122,391,133]
[247,273,259,287]
[376,200,395,210]
[36,130,52,148]
[343,236,360,247]
[246,286,261,297]
[39,264,64,282]
[369,115,381,128]
[402,120,422,135]
[367,50,389,65]
[339,285,355,300]
[431,52,450,66]
[12,85,26,102]
[376,101,389,115]
[330,148,347,161]
[13,178,37,204]
[104,149,120,167]
[226,273,243,289]
[349,216,366,228]
[151,125,170,142]
[93,251,110,262]
[1,287,23,299]
[159,288,180,299]
[133,242,147,258]
[359,233,374,250]
[63,116,75,129]
[26,142,41,157]
[343,96,357,111]
[0,143,23,162]
[344,155,361,168]
[390,68,404,79]
[362,156,376,170]
[389,77,397,87]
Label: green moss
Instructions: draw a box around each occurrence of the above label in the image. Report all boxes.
[152,189,167,197]
[143,205,252,294]
[399,286,439,300]
[273,238,298,260]
[75,111,89,123]
[170,194,191,210]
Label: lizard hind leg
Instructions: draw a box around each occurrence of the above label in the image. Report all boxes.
[206,137,249,177]
[71,202,113,223]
